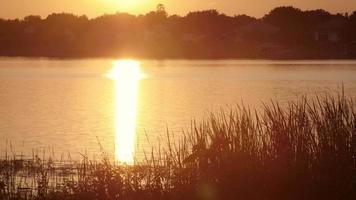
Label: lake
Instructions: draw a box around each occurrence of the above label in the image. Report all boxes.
[1,58,356,162]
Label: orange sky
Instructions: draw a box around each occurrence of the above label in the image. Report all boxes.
[1,0,356,19]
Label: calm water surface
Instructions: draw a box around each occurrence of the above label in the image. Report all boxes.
[1,58,356,162]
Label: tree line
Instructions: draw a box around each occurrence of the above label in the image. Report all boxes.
[1,5,356,59]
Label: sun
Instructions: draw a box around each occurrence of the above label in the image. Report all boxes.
[105,0,152,13]
[118,0,139,7]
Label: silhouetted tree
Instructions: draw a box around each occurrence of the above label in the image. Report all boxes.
[264,7,303,29]
[24,15,42,24]
[156,4,167,17]
[233,14,257,27]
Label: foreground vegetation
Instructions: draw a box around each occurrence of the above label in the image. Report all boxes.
[1,94,356,200]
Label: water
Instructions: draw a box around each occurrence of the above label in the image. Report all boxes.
[1,58,356,161]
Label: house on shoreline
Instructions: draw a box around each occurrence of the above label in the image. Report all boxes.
[313,19,346,43]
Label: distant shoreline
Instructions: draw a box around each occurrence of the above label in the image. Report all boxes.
[1,54,356,60]
[1,6,356,61]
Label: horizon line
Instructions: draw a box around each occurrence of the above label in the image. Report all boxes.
[0,5,353,21]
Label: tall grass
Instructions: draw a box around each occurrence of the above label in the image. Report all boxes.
[1,94,356,200]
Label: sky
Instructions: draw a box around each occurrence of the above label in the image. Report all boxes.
[1,0,356,19]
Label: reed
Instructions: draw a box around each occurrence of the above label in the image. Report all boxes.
[1,93,355,200]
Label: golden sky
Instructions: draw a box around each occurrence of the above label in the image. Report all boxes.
[1,0,356,19]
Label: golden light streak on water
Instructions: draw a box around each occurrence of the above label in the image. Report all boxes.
[106,60,142,164]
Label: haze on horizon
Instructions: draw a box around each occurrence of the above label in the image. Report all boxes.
[1,0,356,19]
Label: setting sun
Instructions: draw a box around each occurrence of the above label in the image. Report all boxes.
[103,0,152,13]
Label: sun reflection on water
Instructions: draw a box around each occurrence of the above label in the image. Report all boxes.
[106,60,142,164]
